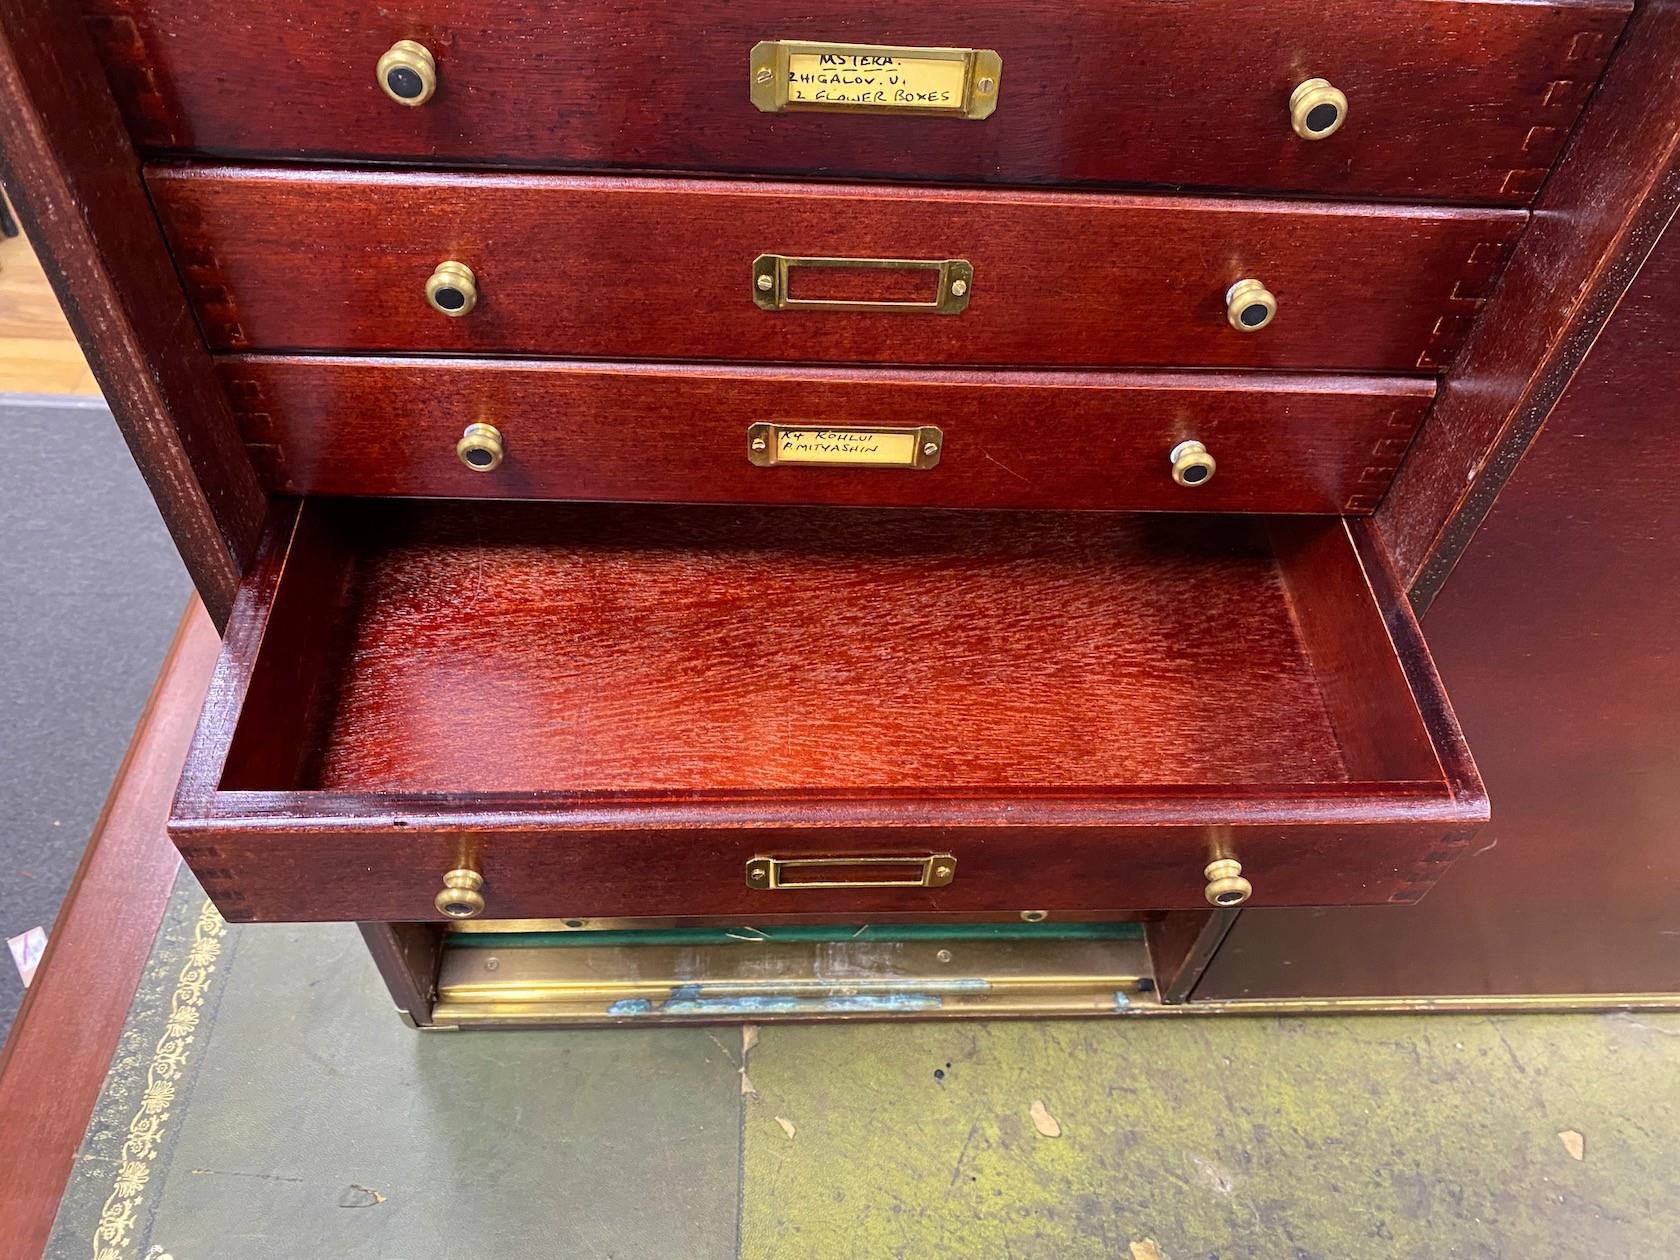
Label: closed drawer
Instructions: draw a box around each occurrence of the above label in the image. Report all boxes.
[151,165,1525,372]
[88,0,1627,204]
[224,356,1434,515]
[170,499,1487,924]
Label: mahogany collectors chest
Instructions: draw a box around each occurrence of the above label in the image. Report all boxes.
[4,0,1678,1025]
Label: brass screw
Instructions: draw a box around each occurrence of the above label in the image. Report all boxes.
[751,437,768,452]
[936,949,953,963]
[977,76,995,94]
[950,278,969,297]
[934,863,953,878]
[756,273,775,292]
[923,441,939,457]
[755,66,774,84]
[750,869,767,881]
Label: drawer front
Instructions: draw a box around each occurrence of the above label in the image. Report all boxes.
[174,820,1477,925]
[152,165,1524,372]
[88,0,1627,204]
[223,357,1434,515]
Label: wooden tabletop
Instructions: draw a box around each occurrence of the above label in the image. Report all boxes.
[0,603,215,1260]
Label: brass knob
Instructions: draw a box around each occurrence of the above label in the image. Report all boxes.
[1204,859,1252,907]
[456,423,504,472]
[435,868,485,919]
[1225,278,1276,332]
[1169,440,1216,487]
[1290,78,1348,141]
[426,261,477,317]
[377,40,438,107]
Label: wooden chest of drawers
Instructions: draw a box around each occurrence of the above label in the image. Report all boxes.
[6,0,1672,1021]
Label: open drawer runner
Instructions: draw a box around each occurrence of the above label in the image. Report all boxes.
[170,500,1486,923]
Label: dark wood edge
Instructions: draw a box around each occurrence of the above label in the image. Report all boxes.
[171,498,301,817]
[0,0,265,627]
[150,160,1535,223]
[1346,519,1487,812]
[357,923,445,1028]
[223,354,1441,399]
[1147,909,1240,1004]
[1379,1,1680,609]
[0,602,219,1260]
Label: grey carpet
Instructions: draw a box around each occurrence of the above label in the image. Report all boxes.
[0,394,190,1033]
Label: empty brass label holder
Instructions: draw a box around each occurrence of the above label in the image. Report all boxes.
[753,254,973,314]
[746,855,958,890]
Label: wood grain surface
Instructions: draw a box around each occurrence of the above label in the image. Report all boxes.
[0,226,100,395]
[169,500,1486,921]
[83,0,1628,204]
[0,0,263,625]
[223,356,1434,515]
[1203,203,1680,998]
[0,604,213,1260]
[1378,0,1680,604]
[147,165,1527,372]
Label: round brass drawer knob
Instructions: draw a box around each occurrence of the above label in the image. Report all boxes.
[435,868,485,919]
[1225,278,1277,332]
[426,261,477,317]
[377,40,438,107]
[1290,78,1348,141]
[1204,859,1252,907]
[1170,440,1216,487]
[456,423,504,472]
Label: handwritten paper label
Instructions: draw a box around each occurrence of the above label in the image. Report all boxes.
[784,50,968,112]
[776,427,920,466]
[748,423,941,469]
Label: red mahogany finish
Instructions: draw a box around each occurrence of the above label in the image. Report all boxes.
[1203,193,1680,1000]
[1377,0,1680,603]
[0,604,212,1256]
[170,499,1486,924]
[223,357,1434,515]
[147,165,1526,372]
[12,0,1680,1023]
[0,0,262,623]
[82,0,1627,205]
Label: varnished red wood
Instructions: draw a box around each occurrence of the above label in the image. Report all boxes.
[1201,196,1680,1001]
[0,604,214,1258]
[82,0,1627,206]
[358,923,442,1026]
[147,165,1527,372]
[1147,909,1238,1005]
[169,500,1485,922]
[1378,0,1680,604]
[224,356,1435,515]
[0,0,263,625]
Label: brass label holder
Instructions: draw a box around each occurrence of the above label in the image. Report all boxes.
[753,254,972,314]
[750,40,1001,119]
[747,423,943,470]
[746,855,958,891]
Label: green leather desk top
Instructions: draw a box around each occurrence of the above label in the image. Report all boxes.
[46,872,1680,1259]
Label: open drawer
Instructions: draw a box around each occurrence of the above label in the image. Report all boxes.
[170,499,1486,923]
